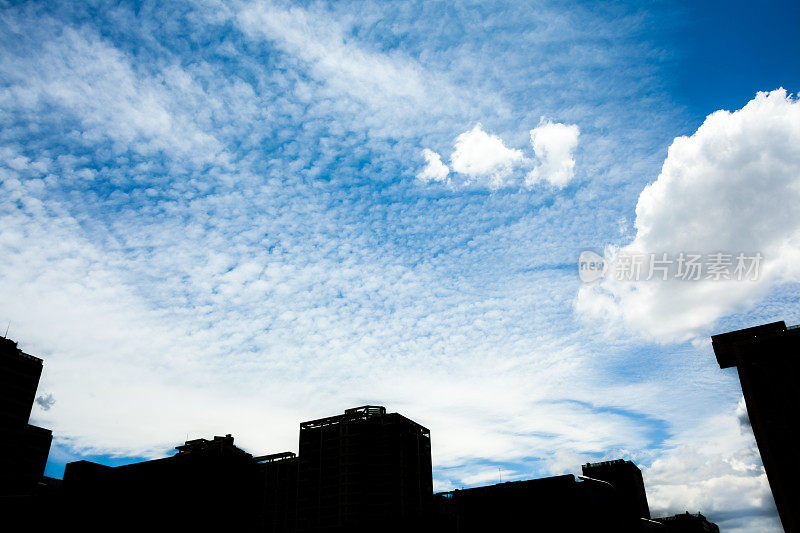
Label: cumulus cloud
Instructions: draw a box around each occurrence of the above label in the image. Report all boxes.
[419,120,580,189]
[576,89,800,342]
[644,410,778,533]
[36,393,56,411]
[526,119,580,188]
[417,148,449,182]
[449,124,525,188]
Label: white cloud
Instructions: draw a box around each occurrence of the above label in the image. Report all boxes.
[643,410,779,532]
[418,120,581,190]
[0,25,226,167]
[417,148,449,182]
[526,119,580,188]
[576,89,800,342]
[736,396,751,429]
[449,124,524,188]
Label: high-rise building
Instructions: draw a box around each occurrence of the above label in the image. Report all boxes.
[256,451,299,533]
[712,320,800,533]
[582,459,650,520]
[0,337,52,496]
[297,405,432,532]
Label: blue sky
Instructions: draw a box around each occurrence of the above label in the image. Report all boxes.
[1,1,798,531]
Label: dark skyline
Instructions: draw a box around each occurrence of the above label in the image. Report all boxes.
[0,338,733,532]
[45,402,720,532]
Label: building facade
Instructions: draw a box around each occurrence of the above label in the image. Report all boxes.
[712,320,800,532]
[582,459,651,521]
[297,405,433,532]
[0,336,52,497]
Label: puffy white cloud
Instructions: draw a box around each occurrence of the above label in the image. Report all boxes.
[576,89,800,342]
[526,119,580,188]
[417,148,449,182]
[450,124,525,188]
[418,120,581,189]
[643,410,779,533]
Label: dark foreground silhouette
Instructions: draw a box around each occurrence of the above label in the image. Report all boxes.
[712,321,800,532]
[20,326,800,531]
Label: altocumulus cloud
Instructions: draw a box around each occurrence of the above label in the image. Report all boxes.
[576,89,800,342]
[419,120,580,189]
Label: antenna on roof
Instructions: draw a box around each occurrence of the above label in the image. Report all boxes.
[3,321,9,338]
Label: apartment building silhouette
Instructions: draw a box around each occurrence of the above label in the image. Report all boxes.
[297,406,432,531]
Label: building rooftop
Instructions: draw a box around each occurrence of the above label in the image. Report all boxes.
[254,452,296,463]
[174,434,251,458]
[299,405,430,437]
[0,336,42,363]
[711,320,800,368]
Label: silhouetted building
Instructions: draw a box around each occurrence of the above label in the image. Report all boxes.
[257,451,299,533]
[0,337,52,496]
[712,320,800,532]
[61,406,433,532]
[582,459,650,521]
[433,472,637,532]
[297,405,432,532]
[654,512,720,532]
[54,404,714,533]
[64,434,261,531]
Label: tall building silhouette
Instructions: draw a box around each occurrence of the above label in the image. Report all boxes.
[582,459,650,521]
[297,405,432,532]
[712,320,800,533]
[256,451,299,533]
[0,337,52,497]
